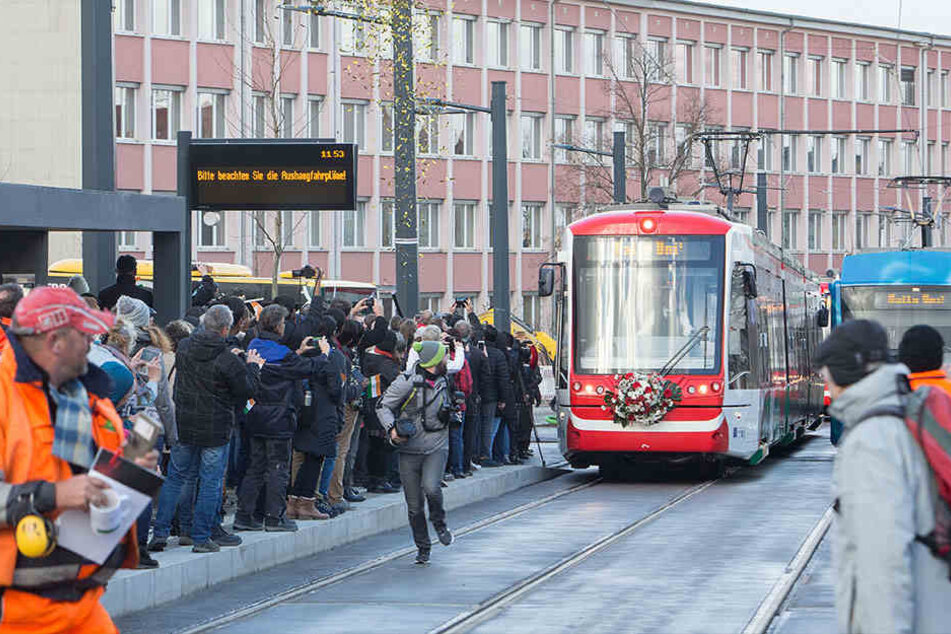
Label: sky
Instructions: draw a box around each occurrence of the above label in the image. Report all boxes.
[692,0,951,37]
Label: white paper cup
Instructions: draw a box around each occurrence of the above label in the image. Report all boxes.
[90,488,128,534]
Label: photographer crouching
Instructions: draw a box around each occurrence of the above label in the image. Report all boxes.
[377,340,455,564]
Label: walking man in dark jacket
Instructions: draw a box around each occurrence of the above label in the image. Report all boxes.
[480,326,513,466]
[97,255,154,310]
[454,320,487,476]
[236,305,330,531]
[149,305,263,553]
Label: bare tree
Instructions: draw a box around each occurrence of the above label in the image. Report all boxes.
[560,38,713,207]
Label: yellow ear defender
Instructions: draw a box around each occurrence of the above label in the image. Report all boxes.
[14,493,56,558]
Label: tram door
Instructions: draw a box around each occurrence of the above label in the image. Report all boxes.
[725,264,762,458]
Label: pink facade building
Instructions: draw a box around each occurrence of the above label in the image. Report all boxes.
[112,0,951,327]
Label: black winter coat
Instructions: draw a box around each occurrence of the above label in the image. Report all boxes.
[174,331,261,447]
[294,347,343,457]
[465,342,488,401]
[481,343,513,405]
[98,274,154,310]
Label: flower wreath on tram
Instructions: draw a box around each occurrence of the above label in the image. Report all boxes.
[603,372,683,428]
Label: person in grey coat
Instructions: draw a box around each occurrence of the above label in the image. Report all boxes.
[816,319,951,634]
[377,340,454,564]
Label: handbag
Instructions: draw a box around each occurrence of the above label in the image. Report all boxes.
[394,418,418,438]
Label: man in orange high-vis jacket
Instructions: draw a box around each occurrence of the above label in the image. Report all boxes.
[899,325,951,396]
[0,284,23,357]
[0,287,158,634]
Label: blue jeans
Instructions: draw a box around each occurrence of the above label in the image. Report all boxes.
[480,401,500,459]
[318,455,336,498]
[448,424,464,474]
[492,421,510,462]
[153,443,229,544]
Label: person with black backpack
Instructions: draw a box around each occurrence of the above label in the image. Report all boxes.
[816,320,951,633]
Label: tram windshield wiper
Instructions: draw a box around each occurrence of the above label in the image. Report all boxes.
[659,326,710,377]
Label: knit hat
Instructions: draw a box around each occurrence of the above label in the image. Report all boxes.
[116,295,151,329]
[378,330,398,354]
[815,320,891,387]
[67,275,90,296]
[899,325,945,373]
[413,340,446,369]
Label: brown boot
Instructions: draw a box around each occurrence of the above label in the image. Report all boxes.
[296,497,330,520]
[286,496,300,520]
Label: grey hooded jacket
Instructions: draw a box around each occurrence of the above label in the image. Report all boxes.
[376,370,450,455]
[829,363,951,634]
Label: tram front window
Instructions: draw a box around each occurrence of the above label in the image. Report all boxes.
[840,286,951,364]
[573,234,725,375]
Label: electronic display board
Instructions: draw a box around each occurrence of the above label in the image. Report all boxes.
[189,141,357,211]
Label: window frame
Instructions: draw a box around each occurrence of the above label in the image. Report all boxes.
[452,16,476,65]
[152,0,181,37]
[704,44,722,88]
[554,27,574,75]
[758,50,774,92]
[855,61,870,102]
[341,100,368,148]
[309,210,322,248]
[115,84,137,140]
[520,23,543,71]
[832,58,848,100]
[486,20,510,68]
[901,66,917,107]
[418,200,441,249]
[731,47,748,90]
[584,29,606,77]
[341,201,367,248]
[453,200,477,249]
[451,112,475,157]
[151,86,183,141]
[196,90,227,138]
[197,0,226,41]
[808,210,823,251]
[855,137,870,176]
[808,56,823,97]
[114,0,135,32]
[521,202,543,250]
[807,135,822,174]
[783,53,799,95]
[878,138,893,176]
[520,113,544,161]
[198,212,226,248]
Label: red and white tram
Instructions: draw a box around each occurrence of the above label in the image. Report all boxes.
[539,197,826,475]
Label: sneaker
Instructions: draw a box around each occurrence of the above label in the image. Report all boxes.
[440,480,449,488]
[315,500,338,518]
[147,536,168,552]
[481,460,503,468]
[212,525,242,547]
[265,517,299,532]
[137,546,160,569]
[178,535,194,546]
[344,488,366,502]
[192,540,220,553]
[463,470,474,478]
[233,515,264,532]
[369,482,400,494]
[331,502,349,515]
[437,527,454,546]
[415,549,431,565]
[444,473,455,481]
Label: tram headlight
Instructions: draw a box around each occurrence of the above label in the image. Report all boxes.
[697,384,709,395]
[596,385,605,395]
[584,384,595,394]
[687,385,696,395]
[639,218,657,233]
[572,381,582,392]
[711,382,722,393]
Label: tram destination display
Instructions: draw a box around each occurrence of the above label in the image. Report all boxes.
[189,141,357,211]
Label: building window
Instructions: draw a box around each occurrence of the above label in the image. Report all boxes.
[758,50,773,91]
[309,210,321,247]
[928,141,936,175]
[615,35,636,79]
[943,142,949,176]
[309,13,320,49]
[808,210,823,251]
[522,294,540,328]
[677,41,696,84]
[757,134,774,171]
[902,140,917,175]
[855,62,870,101]
[118,231,137,249]
[280,95,295,138]
[282,5,296,46]
[152,0,181,36]
[554,116,574,163]
[704,45,721,87]
[521,114,543,160]
[520,23,542,71]
[453,201,476,248]
[342,101,367,147]
[783,54,798,94]
[199,213,225,247]
[585,117,605,152]
[418,200,440,248]
[452,17,475,65]
[554,28,573,74]
[417,114,439,155]
[879,64,894,103]
[342,202,366,247]
[782,135,797,172]
[832,59,847,99]
[554,203,573,250]
[451,112,475,156]
[414,11,440,62]
[198,0,225,40]
[649,122,667,166]
[152,88,181,140]
[807,135,822,173]
[308,98,321,137]
[646,38,668,83]
[676,124,696,169]
[901,67,917,106]
[487,21,509,68]
[731,48,748,89]
[522,203,542,249]
[831,136,846,174]
[380,103,394,152]
[942,71,949,107]
[115,85,136,139]
[832,212,847,251]
[808,56,823,96]
[782,210,800,250]
[380,199,394,248]
[585,30,605,77]
[114,0,135,31]
[254,0,267,43]
[197,92,226,138]
[340,19,367,54]
[855,212,871,250]
[252,94,266,137]
[733,207,750,225]
[928,69,938,107]
[252,211,295,248]
[879,138,893,176]
[855,137,870,175]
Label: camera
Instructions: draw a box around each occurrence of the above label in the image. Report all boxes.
[366,297,375,309]
[291,264,317,279]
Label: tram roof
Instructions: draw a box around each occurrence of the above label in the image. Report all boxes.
[570,204,733,236]
[841,249,951,286]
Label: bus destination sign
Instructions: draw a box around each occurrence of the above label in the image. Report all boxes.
[189,141,357,211]
[873,289,950,309]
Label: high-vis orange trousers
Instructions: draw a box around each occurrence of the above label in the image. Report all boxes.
[0,587,117,634]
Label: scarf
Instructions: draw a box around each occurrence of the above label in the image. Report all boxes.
[48,379,97,469]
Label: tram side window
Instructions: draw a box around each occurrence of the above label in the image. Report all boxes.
[728,267,752,389]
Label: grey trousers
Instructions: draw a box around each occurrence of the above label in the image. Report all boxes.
[398,448,449,552]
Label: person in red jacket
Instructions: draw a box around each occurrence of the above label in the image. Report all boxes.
[0,286,158,633]
[898,324,951,395]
